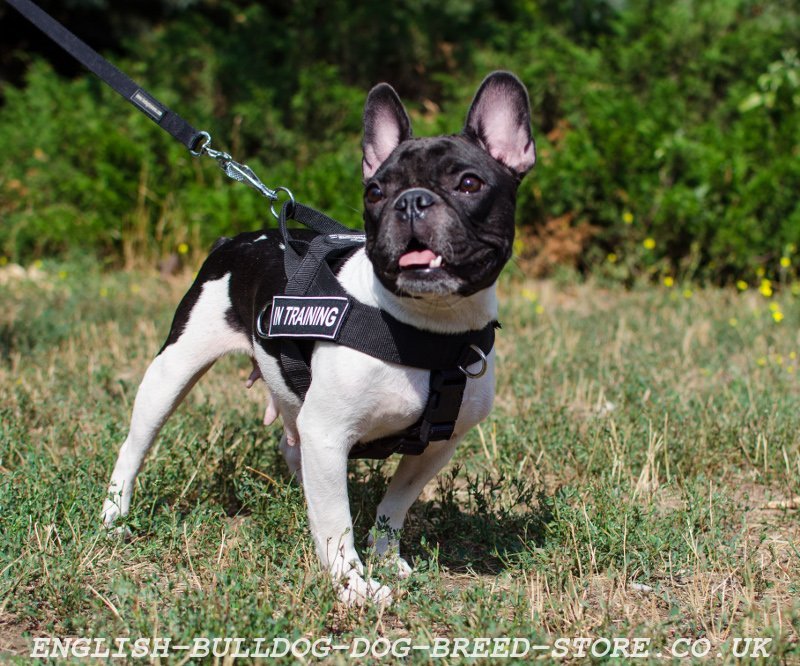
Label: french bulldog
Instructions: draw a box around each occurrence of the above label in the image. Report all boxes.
[101,71,536,605]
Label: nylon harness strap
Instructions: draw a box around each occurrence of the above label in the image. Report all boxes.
[8,0,205,152]
[260,203,497,459]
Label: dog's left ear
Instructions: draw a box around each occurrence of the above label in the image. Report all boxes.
[362,83,413,180]
[464,71,536,177]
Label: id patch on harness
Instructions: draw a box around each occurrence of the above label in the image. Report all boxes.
[268,296,350,340]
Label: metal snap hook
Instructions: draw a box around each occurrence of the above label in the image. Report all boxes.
[458,344,488,378]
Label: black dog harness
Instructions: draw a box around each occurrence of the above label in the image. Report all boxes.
[256,203,498,459]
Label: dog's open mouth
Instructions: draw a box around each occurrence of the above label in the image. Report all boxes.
[398,240,444,270]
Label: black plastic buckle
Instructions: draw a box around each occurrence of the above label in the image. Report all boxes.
[419,368,467,443]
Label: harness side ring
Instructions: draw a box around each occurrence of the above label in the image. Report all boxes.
[458,344,488,379]
[255,303,272,339]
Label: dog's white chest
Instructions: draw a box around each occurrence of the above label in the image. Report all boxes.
[308,342,495,443]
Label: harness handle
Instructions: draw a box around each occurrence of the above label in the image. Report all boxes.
[278,201,359,278]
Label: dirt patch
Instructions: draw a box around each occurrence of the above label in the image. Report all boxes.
[517,214,598,277]
[0,616,35,658]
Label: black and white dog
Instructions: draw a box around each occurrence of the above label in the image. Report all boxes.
[102,71,536,605]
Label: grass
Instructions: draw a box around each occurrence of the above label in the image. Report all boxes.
[1,257,800,663]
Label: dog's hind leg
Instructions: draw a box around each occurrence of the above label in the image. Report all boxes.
[102,274,251,530]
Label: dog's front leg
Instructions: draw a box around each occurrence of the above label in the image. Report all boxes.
[297,412,392,606]
[370,436,461,577]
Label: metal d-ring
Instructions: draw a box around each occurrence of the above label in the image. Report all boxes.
[458,344,488,379]
[190,130,212,157]
[255,302,272,339]
[270,186,296,220]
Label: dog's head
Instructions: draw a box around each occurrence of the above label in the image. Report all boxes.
[361,71,535,298]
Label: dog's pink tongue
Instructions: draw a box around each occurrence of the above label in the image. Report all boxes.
[399,249,436,268]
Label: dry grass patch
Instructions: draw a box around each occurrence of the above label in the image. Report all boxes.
[1,262,800,661]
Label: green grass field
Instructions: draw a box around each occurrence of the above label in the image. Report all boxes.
[1,259,799,663]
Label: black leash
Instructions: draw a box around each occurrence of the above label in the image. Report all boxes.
[8,0,203,151]
[7,0,289,211]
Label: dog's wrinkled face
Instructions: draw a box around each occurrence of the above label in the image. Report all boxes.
[361,72,536,297]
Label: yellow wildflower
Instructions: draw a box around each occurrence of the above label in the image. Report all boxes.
[781,256,791,268]
[728,318,738,327]
[663,276,674,287]
[535,304,545,315]
[683,288,693,299]
[607,253,618,264]
[622,211,634,224]
[736,280,748,291]
[756,267,766,277]
[757,357,767,367]
[178,242,189,255]
[522,288,537,302]
[759,279,773,298]
[769,301,780,312]
[773,311,784,323]
[643,238,656,250]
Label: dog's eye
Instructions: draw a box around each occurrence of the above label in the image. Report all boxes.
[457,175,484,194]
[365,184,384,203]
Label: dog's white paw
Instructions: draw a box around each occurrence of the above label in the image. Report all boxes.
[101,501,132,539]
[336,571,393,606]
[368,533,412,579]
[101,500,121,528]
[105,524,133,540]
[374,548,413,579]
[392,555,413,579]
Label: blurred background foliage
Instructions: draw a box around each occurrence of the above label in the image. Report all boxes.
[0,0,798,283]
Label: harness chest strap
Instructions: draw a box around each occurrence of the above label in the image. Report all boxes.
[258,203,498,459]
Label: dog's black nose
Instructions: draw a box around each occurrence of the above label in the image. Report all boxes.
[394,188,435,220]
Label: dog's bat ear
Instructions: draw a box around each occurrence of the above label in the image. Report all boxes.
[362,83,412,180]
[464,71,536,177]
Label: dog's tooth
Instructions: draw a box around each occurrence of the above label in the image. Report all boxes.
[429,255,443,268]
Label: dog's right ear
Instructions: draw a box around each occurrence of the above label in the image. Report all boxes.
[464,71,536,177]
[362,83,412,180]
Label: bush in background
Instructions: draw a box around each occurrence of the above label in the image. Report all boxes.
[0,0,798,284]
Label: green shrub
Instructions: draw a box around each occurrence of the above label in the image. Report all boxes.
[0,0,798,283]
